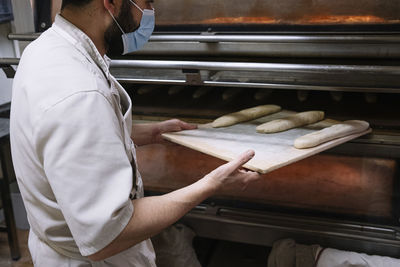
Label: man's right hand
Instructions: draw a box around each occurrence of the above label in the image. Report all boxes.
[204,150,261,193]
[88,150,261,262]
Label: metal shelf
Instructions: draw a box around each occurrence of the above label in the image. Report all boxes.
[0,58,18,78]
[181,204,400,258]
[112,60,400,93]
[3,57,400,92]
[8,33,400,43]
[8,33,400,58]
[111,59,400,73]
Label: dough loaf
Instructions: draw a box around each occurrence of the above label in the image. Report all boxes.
[256,111,325,133]
[212,105,281,128]
[294,120,370,149]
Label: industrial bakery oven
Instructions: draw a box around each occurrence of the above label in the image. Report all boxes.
[5,0,400,258]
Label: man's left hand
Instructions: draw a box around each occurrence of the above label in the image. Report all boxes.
[153,119,197,143]
[132,119,197,146]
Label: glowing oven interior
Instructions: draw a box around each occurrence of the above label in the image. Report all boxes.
[154,0,400,26]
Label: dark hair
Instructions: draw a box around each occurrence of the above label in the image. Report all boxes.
[61,0,93,9]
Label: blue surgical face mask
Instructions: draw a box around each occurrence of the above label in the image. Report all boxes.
[108,0,155,55]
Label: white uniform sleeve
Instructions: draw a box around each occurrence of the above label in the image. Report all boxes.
[34,91,134,256]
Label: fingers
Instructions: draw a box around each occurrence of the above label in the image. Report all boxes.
[238,168,261,180]
[159,120,181,133]
[238,169,261,191]
[178,120,197,130]
[245,171,261,182]
[224,150,255,173]
[205,152,260,193]
[162,119,197,133]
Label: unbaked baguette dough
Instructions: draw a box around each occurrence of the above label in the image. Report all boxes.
[212,105,281,128]
[256,111,325,133]
[294,120,370,149]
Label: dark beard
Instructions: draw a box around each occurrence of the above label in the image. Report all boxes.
[104,1,138,57]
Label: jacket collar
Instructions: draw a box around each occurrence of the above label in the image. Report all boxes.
[52,14,111,79]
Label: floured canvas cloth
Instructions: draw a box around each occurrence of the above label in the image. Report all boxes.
[317,248,400,267]
[151,224,202,267]
[268,239,400,267]
[267,239,320,267]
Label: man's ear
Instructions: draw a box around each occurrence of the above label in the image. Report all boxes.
[103,0,117,14]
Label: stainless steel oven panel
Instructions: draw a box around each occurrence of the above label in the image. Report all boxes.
[110,59,400,93]
[8,33,400,58]
[181,204,400,258]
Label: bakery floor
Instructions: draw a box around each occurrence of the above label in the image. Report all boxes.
[0,229,32,267]
[0,230,270,267]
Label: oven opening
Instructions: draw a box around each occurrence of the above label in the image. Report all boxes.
[154,0,400,32]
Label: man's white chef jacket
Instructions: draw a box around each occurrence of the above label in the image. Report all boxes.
[10,14,156,266]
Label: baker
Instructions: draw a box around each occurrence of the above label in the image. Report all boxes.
[9,0,260,266]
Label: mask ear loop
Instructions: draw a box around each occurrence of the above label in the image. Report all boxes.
[107,9,126,34]
[128,0,144,13]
